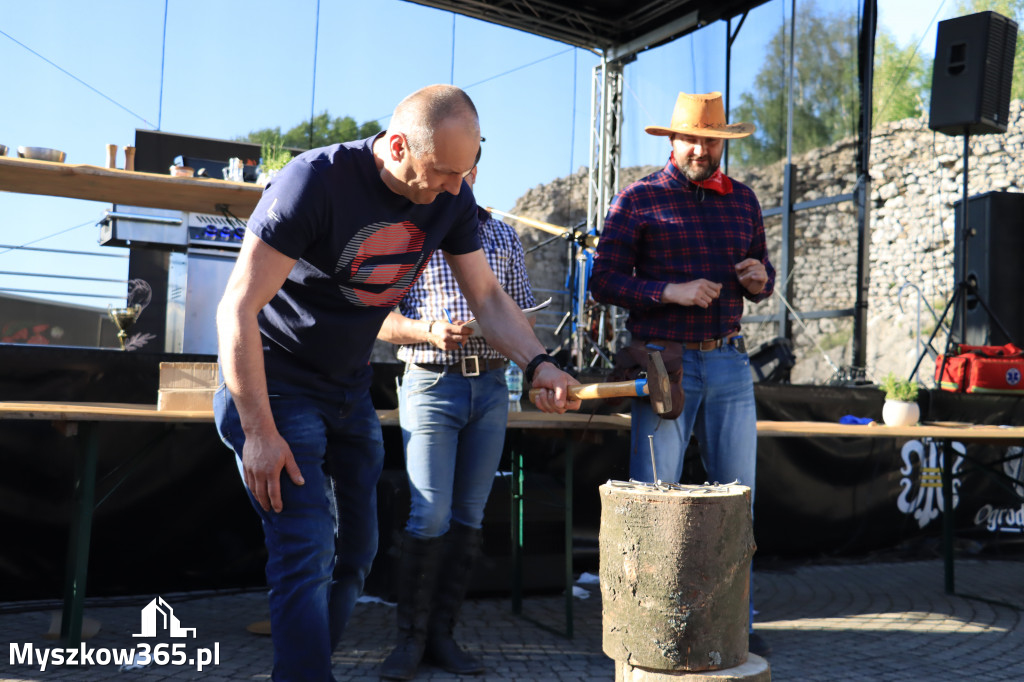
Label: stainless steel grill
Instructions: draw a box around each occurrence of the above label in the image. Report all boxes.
[99,206,245,251]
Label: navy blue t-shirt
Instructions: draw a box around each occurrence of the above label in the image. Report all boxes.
[245,135,480,397]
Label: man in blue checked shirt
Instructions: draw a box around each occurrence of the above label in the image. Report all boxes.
[376,164,535,680]
[590,91,775,658]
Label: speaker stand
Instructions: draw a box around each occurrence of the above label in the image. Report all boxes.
[910,130,1017,384]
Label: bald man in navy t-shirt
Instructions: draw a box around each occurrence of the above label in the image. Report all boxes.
[214,85,579,681]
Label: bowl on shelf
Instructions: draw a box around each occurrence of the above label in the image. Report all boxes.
[17,146,66,162]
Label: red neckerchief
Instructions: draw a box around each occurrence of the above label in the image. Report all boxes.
[692,168,733,195]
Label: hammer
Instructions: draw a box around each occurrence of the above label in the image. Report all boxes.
[528,351,674,416]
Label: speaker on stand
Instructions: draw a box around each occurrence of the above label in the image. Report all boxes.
[929,11,1017,136]
[911,10,1018,382]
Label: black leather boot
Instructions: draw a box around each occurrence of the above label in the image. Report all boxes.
[379,533,443,681]
[424,521,484,675]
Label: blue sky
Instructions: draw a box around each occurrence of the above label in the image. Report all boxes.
[0,0,953,309]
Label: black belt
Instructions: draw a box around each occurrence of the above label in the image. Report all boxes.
[682,333,745,352]
[412,356,507,377]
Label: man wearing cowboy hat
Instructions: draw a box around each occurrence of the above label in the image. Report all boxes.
[590,91,774,657]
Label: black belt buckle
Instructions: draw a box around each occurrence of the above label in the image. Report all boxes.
[730,335,746,353]
[461,356,481,377]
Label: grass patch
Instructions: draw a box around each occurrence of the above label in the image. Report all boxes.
[820,328,852,351]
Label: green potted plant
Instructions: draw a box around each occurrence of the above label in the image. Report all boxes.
[879,372,920,426]
[258,138,292,185]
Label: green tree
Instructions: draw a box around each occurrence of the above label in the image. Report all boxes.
[952,0,1024,100]
[731,1,859,168]
[872,28,932,125]
[242,112,381,150]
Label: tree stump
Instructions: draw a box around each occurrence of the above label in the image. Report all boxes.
[600,482,756,672]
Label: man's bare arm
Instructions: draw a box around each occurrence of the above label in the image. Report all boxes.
[378,311,471,350]
[216,231,303,513]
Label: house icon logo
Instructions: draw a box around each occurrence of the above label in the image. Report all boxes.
[133,596,197,638]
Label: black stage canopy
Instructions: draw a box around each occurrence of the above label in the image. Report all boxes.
[403,0,772,53]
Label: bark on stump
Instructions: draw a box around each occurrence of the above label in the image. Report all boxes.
[600,482,756,672]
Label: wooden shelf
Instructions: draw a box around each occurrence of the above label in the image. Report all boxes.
[0,156,262,217]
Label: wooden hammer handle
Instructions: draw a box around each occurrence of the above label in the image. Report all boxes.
[529,379,649,402]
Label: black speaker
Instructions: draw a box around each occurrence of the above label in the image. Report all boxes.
[929,11,1017,136]
[749,337,796,383]
[953,191,1024,346]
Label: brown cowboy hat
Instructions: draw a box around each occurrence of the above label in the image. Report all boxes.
[645,91,755,139]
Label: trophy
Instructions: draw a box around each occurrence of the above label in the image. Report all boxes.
[108,304,141,350]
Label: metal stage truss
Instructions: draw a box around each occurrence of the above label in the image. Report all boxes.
[405,0,878,376]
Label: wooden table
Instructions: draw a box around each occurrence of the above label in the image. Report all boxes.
[504,417,1022,637]
[0,402,216,646]
[757,420,1024,595]
[0,401,629,645]
[11,400,1016,644]
[757,420,1024,441]
[503,409,631,638]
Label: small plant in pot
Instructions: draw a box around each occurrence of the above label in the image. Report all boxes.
[257,138,292,186]
[880,373,920,427]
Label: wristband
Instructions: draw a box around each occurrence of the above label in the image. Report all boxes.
[524,353,559,383]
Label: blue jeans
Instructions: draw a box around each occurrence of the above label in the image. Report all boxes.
[399,365,509,538]
[630,343,757,504]
[214,385,385,682]
[629,343,758,631]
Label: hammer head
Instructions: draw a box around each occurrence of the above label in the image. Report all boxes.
[645,351,673,416]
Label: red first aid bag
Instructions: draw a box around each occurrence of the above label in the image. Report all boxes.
[936,342,1024,393]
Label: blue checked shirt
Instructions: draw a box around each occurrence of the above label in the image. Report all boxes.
[590,157,774,342]
[397,207,535,365]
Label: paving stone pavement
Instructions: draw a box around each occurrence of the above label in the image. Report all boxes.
[1,558,1021,681]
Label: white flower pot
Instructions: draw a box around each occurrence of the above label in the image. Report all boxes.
[883,399,920,427]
